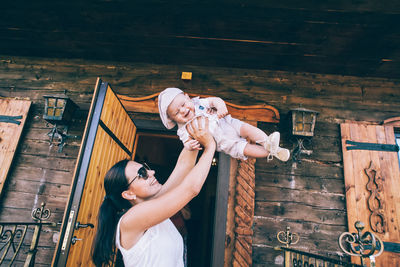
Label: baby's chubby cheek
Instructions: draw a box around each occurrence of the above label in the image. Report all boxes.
[187,111,195,120]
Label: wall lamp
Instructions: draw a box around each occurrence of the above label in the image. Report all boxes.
[290,107,318,163]
[43,92,79,152]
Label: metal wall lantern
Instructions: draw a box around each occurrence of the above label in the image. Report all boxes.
[43,93,79,152]
[291,107,318,137]
[290,107,319,163]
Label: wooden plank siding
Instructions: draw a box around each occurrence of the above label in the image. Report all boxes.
[1,1,400,78]
[0,55,399,266]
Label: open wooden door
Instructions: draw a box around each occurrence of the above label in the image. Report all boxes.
[52,78,137,266]
[341,122,400,266]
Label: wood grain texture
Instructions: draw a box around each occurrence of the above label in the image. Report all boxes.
[0,98,31,195]
[231,158,256,266]
[340,123,400,266]
[64,84,136,266]
[0,56,399,265]
[1,1,400,78]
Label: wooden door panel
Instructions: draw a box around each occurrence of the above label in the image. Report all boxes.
[341,123,400,266]
[0,98,31,195]
[67,127,131,267]
[53,79,137,266]
[100,86,136,151]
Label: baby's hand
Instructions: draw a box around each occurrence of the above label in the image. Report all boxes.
[206,108,216,115]
[216,106,228,119]
[207,107,228,119]
[184,139,202,151]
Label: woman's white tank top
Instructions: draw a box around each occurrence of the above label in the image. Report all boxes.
[115,218,184,267]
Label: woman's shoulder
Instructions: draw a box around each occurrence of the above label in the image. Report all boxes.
[118,217,168,252]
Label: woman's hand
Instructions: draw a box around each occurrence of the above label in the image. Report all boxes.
[186,116,215,150]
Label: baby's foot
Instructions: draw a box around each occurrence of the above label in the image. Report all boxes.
[256,132,280,151]
[275,147,290,162]
[257,132,290,161]
[268,132,280,154]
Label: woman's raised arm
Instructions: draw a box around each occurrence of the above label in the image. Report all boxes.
[122,116,216,232]
[154,145,198,196]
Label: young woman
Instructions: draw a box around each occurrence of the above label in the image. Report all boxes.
[92,116,216,267]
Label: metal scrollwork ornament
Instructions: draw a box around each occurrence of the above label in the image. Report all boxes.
[338,221,384,267]
[364,161,386,233]
[32,202,51,221]
[277,226,300,247]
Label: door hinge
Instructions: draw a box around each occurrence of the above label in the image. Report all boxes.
[346,140,399,152]
[0,115,22,125]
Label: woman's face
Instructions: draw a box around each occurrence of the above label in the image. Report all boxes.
[124,161,162,201]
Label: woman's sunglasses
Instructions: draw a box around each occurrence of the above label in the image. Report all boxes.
[127,163,151,186]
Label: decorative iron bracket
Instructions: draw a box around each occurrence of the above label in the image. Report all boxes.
[0,202,56,266]
[277,226,299,248]
[338,221,384,267]
[46,124,79,153]
[364,161,386,234]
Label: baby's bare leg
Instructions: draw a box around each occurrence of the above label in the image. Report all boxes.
[240,123,268,143]
[243,143,270,158]
[240,123,271,158]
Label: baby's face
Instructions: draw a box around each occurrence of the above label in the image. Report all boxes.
[167,93,195,124]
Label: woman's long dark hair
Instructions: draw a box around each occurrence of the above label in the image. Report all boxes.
[92,159,132,267]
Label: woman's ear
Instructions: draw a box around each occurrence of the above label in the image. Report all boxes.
[121,190,136,201]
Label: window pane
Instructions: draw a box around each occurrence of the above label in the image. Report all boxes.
[296,122,303,132]
[295,112,304,123]
[47,107,54,116]
[304,113,313,123]
[304,123,311,133]
[54,108,62,117]
[48,98,56,107]
[56,99,66,108]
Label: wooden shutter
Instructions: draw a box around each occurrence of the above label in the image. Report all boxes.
[341,122,400,266]
[52,79,137,266]
[0,98,31,196]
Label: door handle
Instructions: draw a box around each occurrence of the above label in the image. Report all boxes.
[75,221,94,230]
[71,236,82,245]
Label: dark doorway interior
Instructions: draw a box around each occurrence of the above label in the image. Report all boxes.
[134,132,218,267]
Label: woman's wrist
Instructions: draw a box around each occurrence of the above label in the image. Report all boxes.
[203,140,216,151]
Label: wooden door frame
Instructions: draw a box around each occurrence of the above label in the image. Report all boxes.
[120,93,279,267]
[134,119,231,266]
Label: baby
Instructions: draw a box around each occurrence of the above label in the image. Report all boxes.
[158,88,290,161]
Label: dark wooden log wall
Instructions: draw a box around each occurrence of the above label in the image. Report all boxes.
[2,0,400,79]
[0,55,399,266]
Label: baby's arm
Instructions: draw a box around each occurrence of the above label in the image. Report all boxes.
[207,97,228,119]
